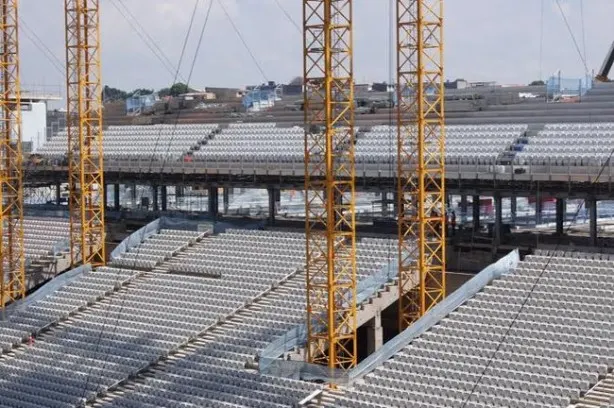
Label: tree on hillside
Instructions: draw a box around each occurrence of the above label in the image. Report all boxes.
[169,82,192,96]
[289,76,303,85]
[131,88,155,96]
[103,85,129,101]
[529,80,545,86]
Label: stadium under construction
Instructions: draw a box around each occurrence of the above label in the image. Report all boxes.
[2,1,614,407]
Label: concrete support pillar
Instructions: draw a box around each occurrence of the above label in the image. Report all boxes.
[556,198,566,235]
[366,309,383,355]
[208,187,219,217]
[114,184,121,211]
[55,182,62,205]
[494,193,502,246]
[152,185,159,212]
[104,184,110,209]
[131,183,137,208]
[268,187,281,225]
[176,185,184,198]
[223,188,230,214]
[460,195,468,224]
[161,186,168,212]
[381,192,388,218]
[472,195,480,232]
[535,192,543,225]
[589,198,598,246]
[510,195,517,225]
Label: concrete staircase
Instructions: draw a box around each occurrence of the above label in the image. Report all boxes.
[571,371,614,408]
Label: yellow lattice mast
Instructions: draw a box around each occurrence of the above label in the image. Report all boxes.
[64,0,105,268]
[396,0,446,330]
[303,0,357,369]
[0,0,24,309]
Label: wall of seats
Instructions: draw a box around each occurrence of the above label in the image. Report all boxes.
[0,226,398,407]
[514,122,614,166]
[35,124,219,161]
[333,250,614,408]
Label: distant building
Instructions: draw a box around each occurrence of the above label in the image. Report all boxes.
[444,79,468,90]
[205,87,243,99]
[20,91,62,153]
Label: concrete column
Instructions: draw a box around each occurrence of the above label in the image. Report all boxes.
[393,191,400,216]
[176,185,184,198]
[556,198,566,235]
[104,184,110,209]
[366,309,383,355]
[472,195,480,232]
[223,188,230,214]
[589,198,598,246]
[161,186,168,212]
[460,195,468,224]
[114,184,121,211]
[131,183,137,209]
[152,185,159,212]
[208,187,219,217]
[510,195,517,225]
[55,182,62,205]
[494,193,502,246]
[535,192,543,225]
[268,187,280,225]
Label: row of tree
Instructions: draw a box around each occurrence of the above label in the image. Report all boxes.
[103,83,196,102]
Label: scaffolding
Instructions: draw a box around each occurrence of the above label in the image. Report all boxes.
[64,0,106,268]
[0,0,24,309]
[396,0,446,329]
[303,0,357,370]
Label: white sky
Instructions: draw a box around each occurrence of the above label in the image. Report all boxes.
[18,0,614,93]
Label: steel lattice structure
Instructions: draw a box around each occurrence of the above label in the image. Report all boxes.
[396,0,446,329]
[64,0,105,268]
[0,0,24,309]
[303,0,357,369]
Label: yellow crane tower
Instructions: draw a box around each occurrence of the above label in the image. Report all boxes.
[64,0,106,268]
[396,0,446,329]
[0,0,25,309]
[303,0,358,369]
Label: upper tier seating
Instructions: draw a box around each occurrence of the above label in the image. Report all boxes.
[514,122,614,166]
[334,250,614,408]
[192,122,305,163]
[35,124,219,161]
[356,124,527,165]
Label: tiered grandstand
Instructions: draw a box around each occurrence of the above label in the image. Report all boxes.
[13,71,614,408]
[2,224,614,407]
[0,225,400,407]
[2,217,73,291]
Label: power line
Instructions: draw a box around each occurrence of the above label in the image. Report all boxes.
[458,145,614,408]
[539,0,544,80]
[554,0,589,74]
[273,0,301,33]
[580,0,588,74]
[79,0,207,400]
[109,0,188,83]
[19,17,65,76]
[216,0,269,82]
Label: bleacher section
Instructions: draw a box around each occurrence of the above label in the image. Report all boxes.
[2,217,74,292]
[515,122,614,166]
[330,250,614,408]
[0,226,398,408]
[32,120,614,177]
[192,122,304,163]
[36,124,219,161]
[356,124,527,165]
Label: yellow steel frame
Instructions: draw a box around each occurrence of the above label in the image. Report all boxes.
[64,0,105,268]
[396,0,446,329]
[0,0,24,309]
[303,0,357,369]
